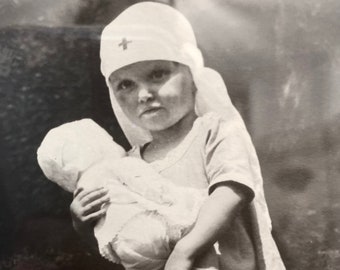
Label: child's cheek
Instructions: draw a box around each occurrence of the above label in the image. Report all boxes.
[116,92,127,104]
[116,91,135,107]
[158,74,185,98]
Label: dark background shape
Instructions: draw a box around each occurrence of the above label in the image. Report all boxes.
[0,25,128,269]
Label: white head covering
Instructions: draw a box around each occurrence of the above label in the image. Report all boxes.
[100,1,237,146]
[99,3,286,269]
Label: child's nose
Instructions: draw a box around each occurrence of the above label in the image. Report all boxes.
[138,86,154,103]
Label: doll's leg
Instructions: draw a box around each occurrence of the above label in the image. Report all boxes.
[114,210,171,270]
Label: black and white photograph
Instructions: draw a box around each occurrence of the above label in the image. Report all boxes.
[0,0,339,269]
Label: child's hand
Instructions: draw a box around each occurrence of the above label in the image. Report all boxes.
[70,187,110,232]
[164,241,195,270]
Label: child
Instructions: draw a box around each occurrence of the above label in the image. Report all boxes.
[37,118,207,269]
[70,2,286,270]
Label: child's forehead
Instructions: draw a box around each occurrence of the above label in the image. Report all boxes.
[109,60,177,81]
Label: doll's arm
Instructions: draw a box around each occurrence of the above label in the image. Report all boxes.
[164,183,247,270]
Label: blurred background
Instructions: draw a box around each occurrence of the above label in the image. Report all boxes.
[0,0,339,269]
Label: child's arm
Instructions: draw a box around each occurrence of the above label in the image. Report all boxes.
[164,183,247,270]
[70,187,110,251]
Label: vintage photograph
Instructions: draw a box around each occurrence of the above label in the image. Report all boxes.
[1,0,339,269]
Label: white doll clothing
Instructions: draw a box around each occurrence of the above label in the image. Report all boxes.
[78,156,208,269]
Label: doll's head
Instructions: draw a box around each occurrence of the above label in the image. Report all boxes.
[37,119,125,192]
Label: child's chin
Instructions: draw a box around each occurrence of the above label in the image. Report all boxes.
[140,121,171,132]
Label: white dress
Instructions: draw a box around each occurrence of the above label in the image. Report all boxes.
[129,112,285,270]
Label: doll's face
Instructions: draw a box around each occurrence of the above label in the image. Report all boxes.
[109,60,196,132]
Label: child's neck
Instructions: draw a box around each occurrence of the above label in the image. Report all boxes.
[143,111,197,162]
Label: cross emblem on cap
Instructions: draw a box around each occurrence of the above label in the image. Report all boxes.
[118,38,132,50]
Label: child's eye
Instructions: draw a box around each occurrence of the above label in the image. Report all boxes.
[149,69,170,81]
[117,79,135,91]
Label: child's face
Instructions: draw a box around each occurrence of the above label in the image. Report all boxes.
[109,60,196,132]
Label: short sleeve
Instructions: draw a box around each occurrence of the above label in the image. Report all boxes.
[204,116,255,201]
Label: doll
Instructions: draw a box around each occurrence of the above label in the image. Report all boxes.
[37,118,207,269]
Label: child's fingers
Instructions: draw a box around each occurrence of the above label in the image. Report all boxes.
[73,187,84,198]
[78,187,108,202]
[84,208,107,223]
[77,187,105,200]
[83,195,111,215]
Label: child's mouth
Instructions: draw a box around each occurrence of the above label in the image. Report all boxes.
[140,107,162,116]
